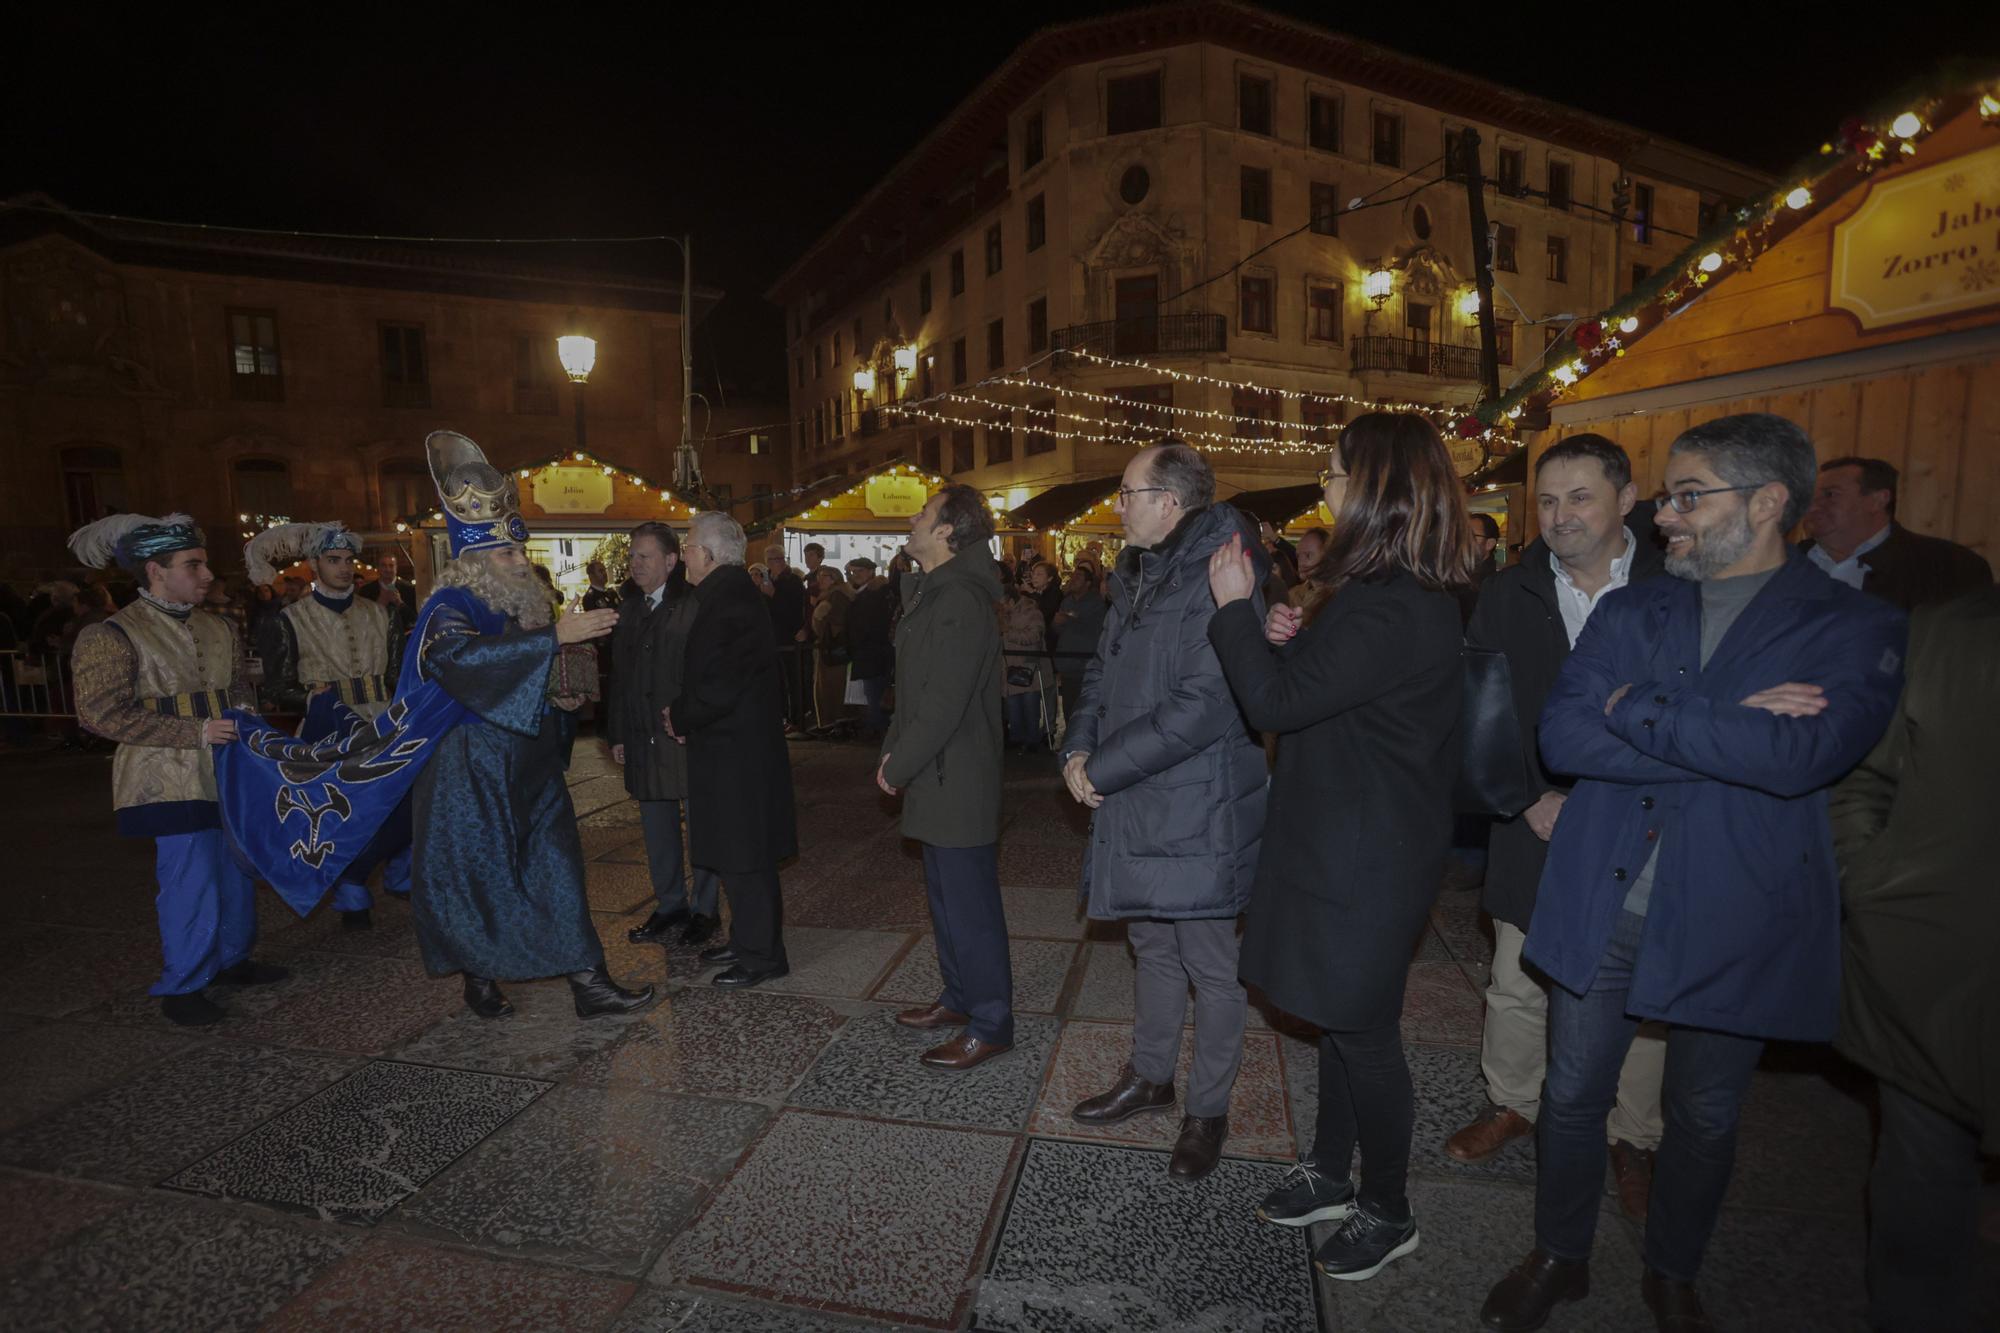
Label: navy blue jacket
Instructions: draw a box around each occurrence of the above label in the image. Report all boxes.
[1525,552,1906,1042]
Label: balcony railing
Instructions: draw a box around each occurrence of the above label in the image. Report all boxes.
[1350,335,1482,381]
[1052,313,1227,359]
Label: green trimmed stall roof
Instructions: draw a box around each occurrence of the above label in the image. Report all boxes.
[999,476,1122,532]
[1227,483,1326,530]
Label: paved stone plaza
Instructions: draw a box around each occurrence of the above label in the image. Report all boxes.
[0,739,1990,1331]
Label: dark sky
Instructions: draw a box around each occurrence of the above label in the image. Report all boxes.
[7,5,1984,399]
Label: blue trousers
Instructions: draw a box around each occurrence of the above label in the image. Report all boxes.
[151,829,257,996]
[1003,692,1040,747]
[1536,909,1765,1281]
[920,842,1013,1044]
[859,676,890,735]
[332,844,412,912]
[639,799,720,917]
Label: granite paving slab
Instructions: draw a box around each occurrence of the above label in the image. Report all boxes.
[1400,961,1485,1047]
[569,987,845,1100]
[269,892,425,962]
[785,875,935,933]
[581,826,648,860]
[388,977,649,1079]
[163,1060,548,1224]
[1696,1205,1869,1331]
[995,841,1082,890]
[264,1237,637,1332]
[614,1287,924,1331]
[0,924,169,1019]
[788,1011,1059,1131]
[995,884,1087,940]
[1724,1070,1872,1214]
[0,1170,128,1272]
[396,1085,766,1274]
[567,774,635,818]
[870,936,1078,1014]
[0,1017,199,1132]
[0,1041,357,1186]
[1029,1021,1295,1159]
[659,1110,1017,1328]
[67,945,335,1033]
[1428,897,1496,968]
[226,951,464,1056]
[975,1138,1314,1332]
[586,861,664,914]
[752,927,915,1001]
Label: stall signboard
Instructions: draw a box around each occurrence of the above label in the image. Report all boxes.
[1831,142,2000,331]
[864,473,927,517]
[531,466,615,515]
[1447,438,1488,478]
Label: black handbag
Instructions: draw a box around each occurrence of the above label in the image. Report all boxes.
[1454,645,1539,816]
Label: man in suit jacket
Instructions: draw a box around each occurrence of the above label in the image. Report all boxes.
[1800,456,1991,611]
[1482,415,1906,1333]
[666,512,798,988]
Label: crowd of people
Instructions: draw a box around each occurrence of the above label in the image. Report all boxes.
[37,406,1997,1333]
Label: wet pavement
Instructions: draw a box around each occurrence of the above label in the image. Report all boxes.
[0,737,1990,1330]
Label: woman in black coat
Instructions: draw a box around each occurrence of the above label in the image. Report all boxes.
[1206,413,1473,1283]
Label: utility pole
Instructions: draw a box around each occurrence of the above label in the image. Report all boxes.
[671,234,705,497]
[1459,128,1503,404]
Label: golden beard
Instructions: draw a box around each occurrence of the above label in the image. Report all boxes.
[436,549,552,629]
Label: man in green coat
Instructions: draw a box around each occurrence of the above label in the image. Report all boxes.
[1831,586,1997,1333]
[876,484,1012,1072]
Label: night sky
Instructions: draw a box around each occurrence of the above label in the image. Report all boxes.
[6,5,1983,400]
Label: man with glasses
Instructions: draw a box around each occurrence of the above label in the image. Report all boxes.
[1481,415,1906,1333]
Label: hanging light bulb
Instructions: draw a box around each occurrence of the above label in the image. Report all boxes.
[1784,186,1813,210]
[1698,251,1724,273]
[1888,111,1923,139]
[1619,315,1640,334]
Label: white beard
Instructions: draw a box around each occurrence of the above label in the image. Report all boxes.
[436,550,552,629]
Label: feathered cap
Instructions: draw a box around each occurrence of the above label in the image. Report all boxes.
[67,513,205,574]
[243,521,364,585]
[425,430,529,558]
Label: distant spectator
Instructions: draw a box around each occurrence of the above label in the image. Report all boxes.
[1801,456,1992,611]
[844,558,895,740]
[1029,560,1063,640]
[809,565,852,731]
[997,570,1048,753]
[761,545,810,731]
[802,542,826,580]
[1457,512,1502,624]
[1051,563,1108,732]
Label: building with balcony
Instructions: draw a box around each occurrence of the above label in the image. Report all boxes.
[767,1,1769,545]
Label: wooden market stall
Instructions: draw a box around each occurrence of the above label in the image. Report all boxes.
[999,476,1124,570]
[751,461,956,570]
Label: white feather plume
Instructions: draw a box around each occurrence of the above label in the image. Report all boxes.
[244,521,327,586]
[67,513,194,570]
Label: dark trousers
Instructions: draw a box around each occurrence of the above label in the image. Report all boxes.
[638,799,720,917]
[1868,1080,1984,1332]
[716,866,786,972]
[920,843,1013,1044]
[776,647,807,728]
[1057,675,1083,737]
[1537,909,1764,1282]
[1002,692,1041,748]
[859,675,890,735]
[1312,1019,1415,1221]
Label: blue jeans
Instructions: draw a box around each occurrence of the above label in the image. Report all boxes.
[639,799,721,917]
[1536,909,1764,1281]
[1003,692,1040,747]
[920,843,1013,1045]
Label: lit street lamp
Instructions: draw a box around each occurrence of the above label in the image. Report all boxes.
[557,333,597,453]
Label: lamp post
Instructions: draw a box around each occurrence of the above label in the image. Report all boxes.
[557,334,597,454]
[1362,265,1395,337]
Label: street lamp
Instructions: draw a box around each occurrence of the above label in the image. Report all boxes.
[1362,264,1395,338]
[556,333,597,453]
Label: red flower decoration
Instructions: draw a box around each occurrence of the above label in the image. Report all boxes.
[1574,320,1603,352]
[1455,416,1484,439]
[1838,116,1880,154]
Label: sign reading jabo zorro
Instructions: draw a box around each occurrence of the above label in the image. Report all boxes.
[530,466,614,515]
[864,473,927,517]
[1831,142,2000,331]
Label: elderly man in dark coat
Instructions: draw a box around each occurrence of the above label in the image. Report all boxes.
[610,522,721,949]
[1060,442,1268,1181]
[666,511,798,988]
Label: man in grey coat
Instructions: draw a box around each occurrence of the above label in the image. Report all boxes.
[876,485,1013,1071]
[1061,441,1269,1179]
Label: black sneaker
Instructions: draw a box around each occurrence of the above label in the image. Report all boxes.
[1313,1203,1419,1282]
[1256,1159,1356,1227]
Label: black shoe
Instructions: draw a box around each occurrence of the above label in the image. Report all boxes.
[699,944,740,966]
[1312,1202,1420,1282]
[341,909,373,932]
[463,974,514,1019]
[1257,1159,1356,1227]
[681,913,719,947]
[627,907,690,944]
[1641,1269,1715,1333]
[1071,1064,1176,1124]
[161,991,225,1026]
[1480,1250,1591,1331]
[568,966,657,1018]
[1168,1114,1228,1181]
[213,959,289,986]
[711,962,789,989]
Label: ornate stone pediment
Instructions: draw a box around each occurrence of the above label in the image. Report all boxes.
[1393,245,1463,299]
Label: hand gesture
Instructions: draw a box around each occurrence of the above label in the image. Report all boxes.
[1206,533,1258,607]
[1063,752,1102,809]
[876,753,899,796]
[202,717,239,745]
[1740,683,1827,718]
[661,706,687,744]
[556,608,618,645]
[1603,683,1633,716]
[1523,791,1565,842]
[1265,603,1303,645]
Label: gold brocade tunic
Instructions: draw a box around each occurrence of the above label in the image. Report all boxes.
[281,594,395,718]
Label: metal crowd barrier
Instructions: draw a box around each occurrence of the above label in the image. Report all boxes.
[0,648,75,719]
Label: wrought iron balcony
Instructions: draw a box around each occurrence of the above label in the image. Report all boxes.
[1350,335,1483,381]
[1052,313,1227,359]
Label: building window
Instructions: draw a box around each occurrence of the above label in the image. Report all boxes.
[950,250,966,296]
[919,269,933,314]
[920,436,942,473]
[1493,223,1518,273]
[1547,160,1572,212]
[1544,326,1565,352]
[1112,384,1173,433]
[1497,147,1524,197]
[232,457,293,519]
[1232,386,1279,440]
[1493,318,1515,365]
[919,350,936,398]
[1119,164,1150,205]
[1547,234,1569,283]
[1023,110,1044,171]
[227,309,283,401]
[811,405,824,447]
[1302,398,1344,445]
[852,317,863,351]
[1309,181,1340,236]
[1413,204,1433,241]
[986,222,1003,276]
[1239,73,1273,136]
[1027,297,1048,354]
[1632,182,1655,244]
[987,318,1005,370]
[1307,282,1343,343]
[1308,92,1341,152]
[378,458,430,525]
[1443,128,1470,182]
[1240,273,1274,334]
[1698,198,1724,230]
[950,428,975,472]
[753,484,775,521]
[379,323,429,409]
[1240,166,1272,223]
[1026,194,1046,251]
[1026,403,1057,456]
[833,333,843,364]
[1106,71,1162,135]
[60,445,126,528]
[951,337,967,385]
[512,334,557,414]
[794,355,804,388]
[1372,110,1403,167]
[986,419,1014,465]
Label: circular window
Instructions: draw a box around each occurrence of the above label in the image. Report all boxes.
[1119,164,1151,205]
[1412,204,1432,240]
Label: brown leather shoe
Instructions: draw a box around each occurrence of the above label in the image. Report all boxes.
[1071,1064,1176,1124]
[1168,1114,1228,1180]
[1479,1249,1590,1331]
[1641,1270,1715,1332]
[1447,1104,1534,1163]
[1609,1139,1656,1222]
[920,1033,1012,1071]
[895,1002,969,1029]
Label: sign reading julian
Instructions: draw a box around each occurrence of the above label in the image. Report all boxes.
[530,466,615,515]
[1831,142,2000,331]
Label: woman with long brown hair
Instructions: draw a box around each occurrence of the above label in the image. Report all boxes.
[1206,411,1474,1282]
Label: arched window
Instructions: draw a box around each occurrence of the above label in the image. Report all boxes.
[378,457,431,526]
[231,457,293,523]
[61,445,128,527]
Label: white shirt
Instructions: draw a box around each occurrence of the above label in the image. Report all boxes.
[646,583,665,612]
[1805,523,1890,591]
[1550,526,1637,648]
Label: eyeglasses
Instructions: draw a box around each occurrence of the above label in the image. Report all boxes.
[1655,484,1761,513]
[1116,486,1170,502]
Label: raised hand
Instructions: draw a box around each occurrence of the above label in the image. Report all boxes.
[556,608,618,644]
